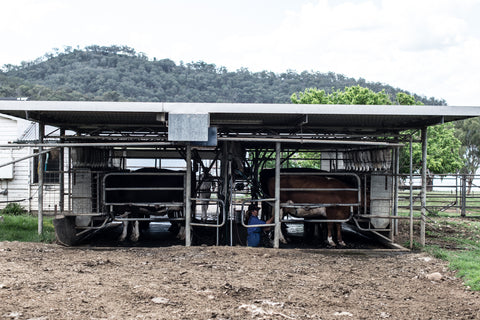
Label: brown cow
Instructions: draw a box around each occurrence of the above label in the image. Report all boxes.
[260,168,358,247]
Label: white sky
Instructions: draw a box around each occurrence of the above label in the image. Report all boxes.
[1,0,479,106]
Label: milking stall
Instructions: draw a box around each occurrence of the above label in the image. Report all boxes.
[1,100,479,249]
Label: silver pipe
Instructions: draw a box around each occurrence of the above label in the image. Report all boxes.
[218,136,404,147]
[409,135,414,249]
[59,128,65,214]
[393,147,399,238]
[114,217,185,222]
[281,187,358,192]
[185,144,192,246]
[420,127,427,246]
[190,198,226,228]
[274,142,281,249]
[0,141,173,148]
[75,217,110,236]
[352,217,392,233]
[0,148,55,168]
[282,203,360,207]
[38,123,45,235]
[104,187,184,191]
[356,214,421,220]
[104,202,184,206]
[370,230,393,242]
[282,212,353,224]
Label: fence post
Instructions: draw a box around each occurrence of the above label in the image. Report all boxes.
[461,174,467,217]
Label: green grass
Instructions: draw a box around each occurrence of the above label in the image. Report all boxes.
[0,214,56,243]
[426,245,480,290]
[421,217,480,291]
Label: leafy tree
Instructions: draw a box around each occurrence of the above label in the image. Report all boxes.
[400,124,463,189]
[291,86,463,181]
[291,85,393,105]
[455,118,480,193]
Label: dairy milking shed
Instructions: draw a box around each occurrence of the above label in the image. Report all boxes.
[1,100,479,248]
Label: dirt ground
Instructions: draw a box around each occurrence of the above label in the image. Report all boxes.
[1,223,480,320]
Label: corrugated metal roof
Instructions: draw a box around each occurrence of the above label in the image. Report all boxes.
[0,101,478,137]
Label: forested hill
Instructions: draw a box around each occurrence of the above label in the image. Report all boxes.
[0,45,445,104]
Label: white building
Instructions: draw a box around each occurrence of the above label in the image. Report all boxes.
[0,114,65,213]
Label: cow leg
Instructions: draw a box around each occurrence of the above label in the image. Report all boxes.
[177,226,186,240]
[326,222,336,247]
[176,225,193,243]
[336,223,346,247]
[278,225,288,244]
[277,209,288,244]
[130,220,140,242]
[201,201,208,222]
[119,221,129,242]
[313,223,320,241]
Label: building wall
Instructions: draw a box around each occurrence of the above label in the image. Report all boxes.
[0,115,68,213]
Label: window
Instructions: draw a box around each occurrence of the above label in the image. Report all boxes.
[33,149,60,184]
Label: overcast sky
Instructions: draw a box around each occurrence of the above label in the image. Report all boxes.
[1,0,479,106]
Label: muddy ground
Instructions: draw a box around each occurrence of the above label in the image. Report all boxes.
[1,222,480,319]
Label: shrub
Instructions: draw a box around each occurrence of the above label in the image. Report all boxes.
[1,203,28,215]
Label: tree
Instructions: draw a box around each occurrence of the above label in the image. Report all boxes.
[455,117,480,193]
[399,124,463,190]
[291,85,393,105]
[291,86,463,181]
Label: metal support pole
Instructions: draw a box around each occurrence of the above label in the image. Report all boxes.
[221,142,230,245]
[420,127,428,247]
[68,147,72,212]
[273,142,281,249]
[393,147,400,238]
[59,129,65,214]
[38,123,45,235]
[409,136,414,249]
[185,144,192,246]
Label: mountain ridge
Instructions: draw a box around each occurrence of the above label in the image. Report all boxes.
[0,45,446,105]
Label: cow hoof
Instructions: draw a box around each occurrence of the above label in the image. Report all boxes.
[327,237,336,247]
[119,230,128,242]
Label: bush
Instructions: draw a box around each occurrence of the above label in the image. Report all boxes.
[1,203,28,215]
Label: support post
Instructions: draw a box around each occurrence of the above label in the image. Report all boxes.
[461,174,467,217]
[393,147,400,238]
[273,142,281,249]
[38,123,45,235]
[221,142,230,245]
[420,127,428,247]
[409,135,414,249]
[185,144,192,246]
[59,128,65,214]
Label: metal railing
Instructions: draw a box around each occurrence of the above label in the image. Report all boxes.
[190,198,226,228]
[397,174,480,216]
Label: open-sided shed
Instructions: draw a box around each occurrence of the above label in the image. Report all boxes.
[1,100,479,248]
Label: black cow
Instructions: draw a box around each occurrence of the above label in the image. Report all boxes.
[104,167,193,242]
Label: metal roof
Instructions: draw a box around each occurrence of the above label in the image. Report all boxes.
[0,101,479,138]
